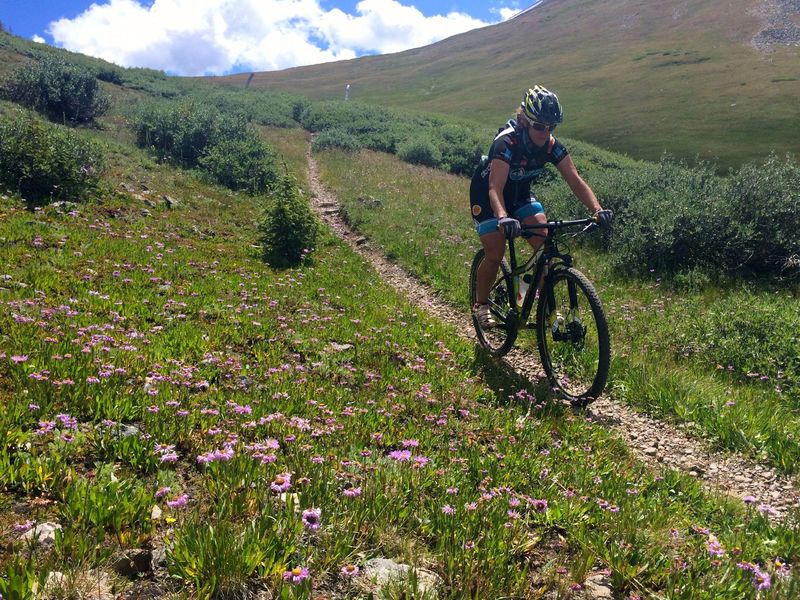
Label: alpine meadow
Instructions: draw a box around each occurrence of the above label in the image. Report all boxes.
[1,0,800,598]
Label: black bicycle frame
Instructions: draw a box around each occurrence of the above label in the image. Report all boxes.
[505,218,595,324]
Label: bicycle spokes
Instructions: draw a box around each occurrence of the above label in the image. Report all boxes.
[537,268,609,404]
[469,249,518,356]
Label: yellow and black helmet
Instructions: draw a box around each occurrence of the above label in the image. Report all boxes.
[521,85,563,126]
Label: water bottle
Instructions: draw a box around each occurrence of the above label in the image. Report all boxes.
[516,274,532,308]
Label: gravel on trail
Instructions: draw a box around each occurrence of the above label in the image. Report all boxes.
[306,149,800,522]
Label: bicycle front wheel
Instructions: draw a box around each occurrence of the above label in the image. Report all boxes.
[469,248,518,357]
[536,267,610,406]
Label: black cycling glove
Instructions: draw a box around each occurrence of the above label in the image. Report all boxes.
[594,209,614,228]
[498,216,522,239]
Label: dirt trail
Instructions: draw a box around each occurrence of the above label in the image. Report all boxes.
[306,149,800,521]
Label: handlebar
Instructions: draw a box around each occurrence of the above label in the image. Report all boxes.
[496,215,601,240]
[512,215,599,239]
[521,215,599,230]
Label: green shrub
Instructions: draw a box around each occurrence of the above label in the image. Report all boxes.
[131,101,219,167]
[259,176,320,268]
[584,153,800,279]
[0,110,104,204]
[131,102,280,193]
[199,134,279,194]
[435,124,484,175]
[189,87,306,128]
[95,68,123,85]
[301,100,489,174]
[397,136,442,168]
[312,128,363,152]
[0,56,111,124]
[724,153,800,276]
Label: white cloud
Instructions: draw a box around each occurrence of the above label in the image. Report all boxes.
[492,0,542,21]
[32,35,46,44]
[46,0,496,75]
[497,7,522,21]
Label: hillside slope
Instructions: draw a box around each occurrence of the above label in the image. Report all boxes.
[213,0,800,169]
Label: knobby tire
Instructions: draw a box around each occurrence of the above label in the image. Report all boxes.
[469,248,518,356]
[536,267,610,406]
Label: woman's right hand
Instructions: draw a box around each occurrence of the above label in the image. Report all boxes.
[498,216,522,239]
[593,209,614,227]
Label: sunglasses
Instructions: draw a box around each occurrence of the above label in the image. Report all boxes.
[529,121,556,132]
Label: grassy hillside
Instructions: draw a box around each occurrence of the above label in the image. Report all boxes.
[211,0,800,170]
[2,128,800,600]
[2,25,800,599]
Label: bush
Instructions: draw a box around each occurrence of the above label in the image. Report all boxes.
[581,153,800,279]
[0,56,111,124]
[189,87,307,128]
[199,134,278,195]
[96,68,123,85]
[397,136,442,168]
[312,128,363,152]
[259,176,320,268]
[724,153,800,276]
[131,101,219,167]
[0,110,104,205]
[300,100,489,174]
[435,124,484,175]
[131,102,280,194]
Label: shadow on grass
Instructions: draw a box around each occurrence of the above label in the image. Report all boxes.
[470,345,569,420]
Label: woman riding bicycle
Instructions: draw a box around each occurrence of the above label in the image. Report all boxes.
[470,85,613,329]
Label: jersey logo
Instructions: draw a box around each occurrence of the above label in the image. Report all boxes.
[510,167,545,181]
[472,205,482,216]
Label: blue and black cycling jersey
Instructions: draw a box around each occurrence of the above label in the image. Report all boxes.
[470,118,569,209]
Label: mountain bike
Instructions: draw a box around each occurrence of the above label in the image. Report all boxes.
[469,217,610,406]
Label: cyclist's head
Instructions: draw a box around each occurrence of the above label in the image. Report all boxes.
[521,85,563,128]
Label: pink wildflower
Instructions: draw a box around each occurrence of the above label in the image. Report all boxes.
[271,473,292,493]
[166,494,188,508]
[283,566,309,584]
[341,564,360,578]
[302,508,321,530]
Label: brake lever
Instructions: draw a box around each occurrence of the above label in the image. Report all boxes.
[569,222,597,239]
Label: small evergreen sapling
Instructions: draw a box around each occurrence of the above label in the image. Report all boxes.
[259,175,320,268]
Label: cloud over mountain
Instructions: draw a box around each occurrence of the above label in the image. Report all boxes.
[47,0,512,75]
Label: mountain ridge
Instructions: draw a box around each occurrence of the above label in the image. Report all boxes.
[209,0,800,169]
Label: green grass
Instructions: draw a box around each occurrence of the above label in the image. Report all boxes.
[315,147,800,474]
[1,124,800,600]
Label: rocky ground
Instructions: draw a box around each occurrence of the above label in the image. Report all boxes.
[306,149,800,523]
[751,0,800,49]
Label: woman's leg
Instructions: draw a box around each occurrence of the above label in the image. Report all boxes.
[475,230,506,305]
[521,212,548,252]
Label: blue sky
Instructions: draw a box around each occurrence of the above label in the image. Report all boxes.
[0,0,530,75]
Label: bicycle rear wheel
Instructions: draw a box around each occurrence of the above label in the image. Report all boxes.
[536,267,610,406]
[469,249,518,356]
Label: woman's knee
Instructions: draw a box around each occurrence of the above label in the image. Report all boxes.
[480,232,506,263]
[522,213,548,245]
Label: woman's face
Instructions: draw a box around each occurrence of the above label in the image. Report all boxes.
[527,121,554,146]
